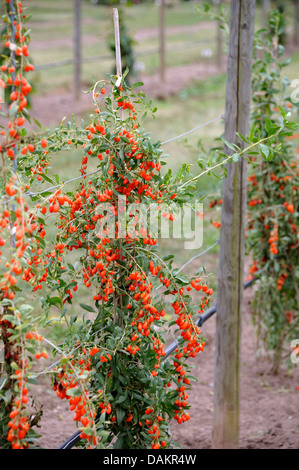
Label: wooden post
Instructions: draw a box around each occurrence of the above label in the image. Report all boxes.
[74,0,81,100]
[113,8,123,121]
[113,8,122,78]
[294,0,299,45]
[212,0,255,449]
[159,0,166,84]
[215,0,223,70]
[9,0,17,172]
[262,0,270,30]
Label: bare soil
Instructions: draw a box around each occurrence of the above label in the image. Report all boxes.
[31,59,226,128]
[134,22,216,42]
[29,22,215,51]
[171,285,299,449]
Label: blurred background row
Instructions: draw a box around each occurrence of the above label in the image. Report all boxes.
[16,0,299,97]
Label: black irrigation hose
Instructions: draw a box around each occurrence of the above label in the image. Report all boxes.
[58,276,257,449]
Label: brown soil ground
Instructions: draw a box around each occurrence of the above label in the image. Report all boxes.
[31,62,226,128]
[33,283,299,450]
[29,22,216,52]
[171,285,299,449]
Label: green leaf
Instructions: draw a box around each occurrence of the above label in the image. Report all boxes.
[278,105,287,118]
[79,303,96,313]
[174,274,190,285]
[9,102,18,118]
[162,254,175,261]
[34,235,46,248]
[264,118,280,136]
[114,434,124,449]
[33,118,43,129]
[116,407,126,425]
[221,138,238,151]
[131,81,144,88]
[259,143,272,160]
[64,281,77,292]
[49,297,63,307]
[115,393,128,405]
[66,388,81,397]
[27,377,39,385]
[41,173,55,184]
[236,132,249,143]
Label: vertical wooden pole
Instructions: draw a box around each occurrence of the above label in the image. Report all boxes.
[113,8,122,78]
[212,0,255,449]
[9,0,17,172]
[213,0,223,70]
[159,0,166,84]
[262,0,270,30]
[112,8,124,327]
[216,18,223,69]
[294,0,299,45]
[74,0,81,100]
[113,8,123,121]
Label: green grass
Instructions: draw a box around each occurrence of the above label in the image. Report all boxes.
[285,50,299,81]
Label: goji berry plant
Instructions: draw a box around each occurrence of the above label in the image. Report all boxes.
[246,10,299,373]
[199,4,299,375]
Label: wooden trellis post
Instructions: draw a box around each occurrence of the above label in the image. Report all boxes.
[212,0,255,449]
[113,8,123,123]
[113,8,122,79]
[262,0,270,30]
[159,0,166,85]
[74,0,82,100]
[213,0,223,70]
[294,0,299,45]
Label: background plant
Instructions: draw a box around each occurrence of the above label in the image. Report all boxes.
[246,9,299,373]
[195,3,299,375]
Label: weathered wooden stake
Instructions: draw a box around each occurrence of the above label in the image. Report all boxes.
[213,0,223,70]
[159,0,166,84]
[212,0,255,449]
[294,0,299,45]
[262,0,270,30]
[216,19,223,70]
[113,8,123,121]
[113,8,122,78]
[74,0,82,100]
